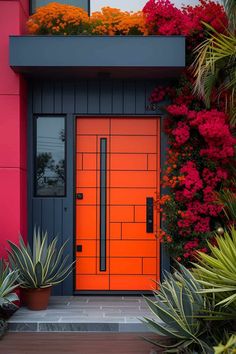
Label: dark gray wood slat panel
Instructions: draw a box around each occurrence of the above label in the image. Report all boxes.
[42,81,54,114]
[135,81,146,114]
[32,199,42,231]
[53,199,63,237]
[41,199,61,294]
[87,80,100,114]
[61,199,74,295]
[75,80,88,114]
[124,81,136,114]
[62,82,75,114]
[41,199,55,241]
[53,199,63,295]
[145,80,159,115]
[100,80,112,114]
[61,114,75,295]
[32,82,42,113]
[112,80,123,114]
[54,81,63,113]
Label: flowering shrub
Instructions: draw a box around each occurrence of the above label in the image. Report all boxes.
[27,4,146,36]
[27,2,90,35]
[142,0,232,266]
[142,0,186,35]
[152,77,235,265]
[90,7,147,35]
[143,0,227,54]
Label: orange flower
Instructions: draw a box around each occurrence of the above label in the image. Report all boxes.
[27,2,90,35]
[27,4,146,36]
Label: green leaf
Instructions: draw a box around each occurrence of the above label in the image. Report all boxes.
[35,262,43,287]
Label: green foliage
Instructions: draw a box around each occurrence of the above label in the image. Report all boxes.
[8,229,74,289]
[223,0,236,32]
[0,258,19,306]
[194,227,236,308]
[192,21,236,126]
[142,264,214,353]
[216,182,236,222]
[213,334,236,353]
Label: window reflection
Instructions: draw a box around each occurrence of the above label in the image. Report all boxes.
[36,117,65,197]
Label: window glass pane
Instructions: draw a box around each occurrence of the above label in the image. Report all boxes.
[35,117,65,197]
[31,0,89,12]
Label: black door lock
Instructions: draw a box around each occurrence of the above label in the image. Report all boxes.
[76,245,82,252]
[146,197,154,233]
[76,193,83,200]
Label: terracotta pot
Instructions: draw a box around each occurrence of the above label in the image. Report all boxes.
[21,287,52,311]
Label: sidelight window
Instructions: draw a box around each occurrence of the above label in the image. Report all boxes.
[35,116,66,197]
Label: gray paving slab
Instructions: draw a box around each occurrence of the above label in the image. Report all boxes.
[9,296,158,333]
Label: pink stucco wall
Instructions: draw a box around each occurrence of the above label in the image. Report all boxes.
[0,1,28,256]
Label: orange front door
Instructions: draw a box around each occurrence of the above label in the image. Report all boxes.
[75,117,160,291]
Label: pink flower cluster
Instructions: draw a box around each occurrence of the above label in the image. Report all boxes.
[143,0,185,35]
[143,0,227,50]
[172,121,190,146]
[189,110,236,160]
[183,238,208,260]
[157,102,234,264]
[180,161,203,199]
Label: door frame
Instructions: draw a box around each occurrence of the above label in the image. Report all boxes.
[73,115,162,295]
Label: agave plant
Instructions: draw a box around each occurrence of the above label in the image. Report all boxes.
[0,258,19,322]
[213,334,236,354]
[142,264,214,353]
[8,229,73,289]
[0,258,19,306]
[193,227,236,308]
[216,181,236,223]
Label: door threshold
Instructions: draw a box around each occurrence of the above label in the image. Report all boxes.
[73,291,153,295]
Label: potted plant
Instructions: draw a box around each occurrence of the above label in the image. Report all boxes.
[8,229,73,311]
[0,258,19,338]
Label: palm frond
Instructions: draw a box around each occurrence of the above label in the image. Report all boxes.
[192,23,236,120]
[223,0,236,32]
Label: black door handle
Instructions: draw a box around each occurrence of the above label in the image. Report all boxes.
[146,197,154,233]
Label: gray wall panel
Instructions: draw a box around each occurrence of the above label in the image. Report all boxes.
[42,81,54,114]
[112,81,123,114]
[32,82,42,113]
[145,81,159,116]
[75,81,88,114]
[100,81,112,114]
[62,82,75,114]
[32,199,42,231]
[135,81,146,115]
[54,82,63,113]
[10,36,185,70]
[124,81,136,114]
[28,78,168,295]
[87,80,100,114]
[41,199,54,238]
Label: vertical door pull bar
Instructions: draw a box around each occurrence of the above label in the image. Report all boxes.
[146,197,154,233]
[100,138,107,271]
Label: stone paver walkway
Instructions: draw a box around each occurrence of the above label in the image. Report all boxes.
[8,296,157,333]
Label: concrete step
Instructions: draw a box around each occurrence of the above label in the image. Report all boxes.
[8,296,157,333]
